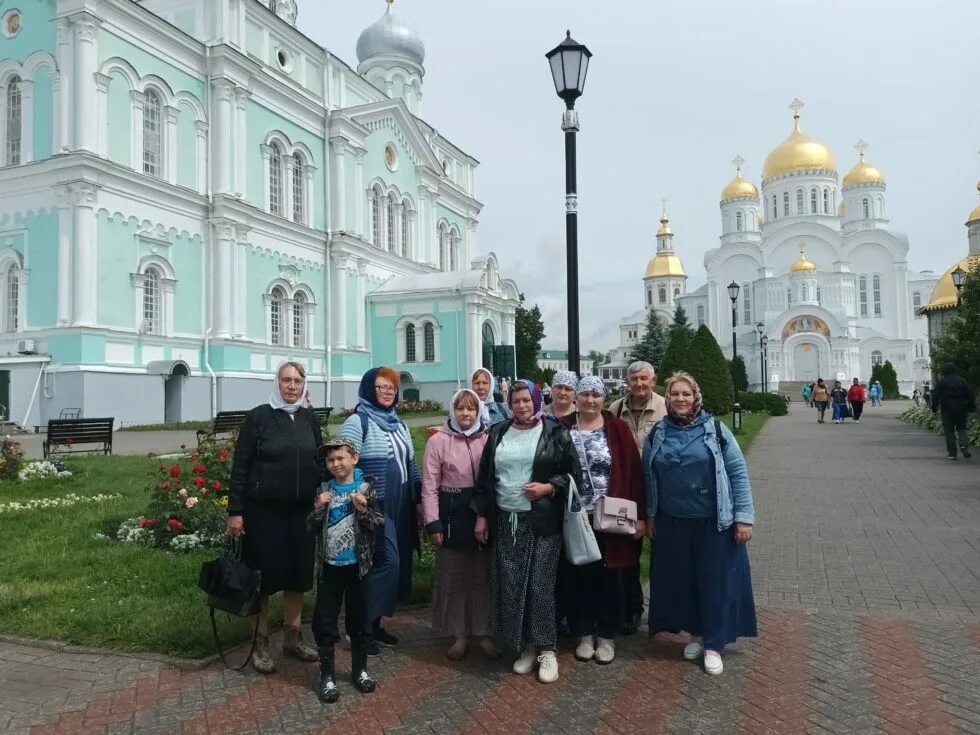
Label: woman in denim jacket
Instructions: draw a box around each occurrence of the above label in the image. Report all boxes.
[642,372,757,676]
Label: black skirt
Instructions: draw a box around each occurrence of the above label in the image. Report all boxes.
[242,498,316,595]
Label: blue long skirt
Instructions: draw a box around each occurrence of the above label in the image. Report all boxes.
[648,514,757,652]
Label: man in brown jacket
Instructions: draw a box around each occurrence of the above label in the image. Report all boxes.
[606,360,667,633]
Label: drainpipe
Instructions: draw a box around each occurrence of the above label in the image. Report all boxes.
[454,287,462,389]
[202,44,217,418]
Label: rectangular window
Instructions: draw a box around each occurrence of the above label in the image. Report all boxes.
[859,277,868,317]
[873,275,882,317]
[783,192,790,216]
[5,78,21,166]
[142,93,162,177]
[742,283,751,325]
[291,155,305,224]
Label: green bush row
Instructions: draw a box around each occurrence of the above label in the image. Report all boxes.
[901,406,980,446]
[736,391,789,416]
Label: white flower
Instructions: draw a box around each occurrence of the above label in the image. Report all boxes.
[0,493,120,514]
[17,460,72,481]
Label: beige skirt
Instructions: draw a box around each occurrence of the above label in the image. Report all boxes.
[432,547,491,638]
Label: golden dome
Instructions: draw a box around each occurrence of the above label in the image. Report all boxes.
[789,246,817,272]
[920,255,979,313]
[762,104,836,179]
[644,254,686,278]
[656,213,672,237]
[969,181,980,223]
[721,173,759,201]
[842,154,885,188]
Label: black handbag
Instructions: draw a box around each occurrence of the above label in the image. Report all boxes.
[197,538,261,670]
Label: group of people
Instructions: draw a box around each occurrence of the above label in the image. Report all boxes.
[226,359,757,703]
[804,378,876,424]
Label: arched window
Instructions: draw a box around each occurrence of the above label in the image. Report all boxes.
[783,191,790,216]
[449,230,459,271]
[787,288,792,306]
[142,90,163,177]
[291,153,305,223]
[423,322,435,362]
[646,290,652,306]
[876,195,884,219]
[772,194,778,220]
[871,350,883,366]
[4,265,19,331]
[400,201,410,257]
[292,291,307,348]
[823,188,830,213]
[438,224,448,271]
[796,189,804,214]
[405,323,416,362]
[872,275,882,316]
[810,188,818,213]
[371,187,382,247]
[816,285,822,304]
[658,287,666,304]
[386,194,397,252]
[270,286,286,345]
[142,266,161,334]
[269,143,284,216]
[912,291,921,317]
[735,211,743,231]
[696,305,705,326]
[862,198,870,219]
[859,276,868,317]
[674,286,680,299]
[742,282,751,324]
[5,76,21,166]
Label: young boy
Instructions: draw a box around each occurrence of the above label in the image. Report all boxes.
[309,438,384,703]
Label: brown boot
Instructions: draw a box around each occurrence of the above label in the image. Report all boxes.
[282,626,318,662]
[252,634,277,675]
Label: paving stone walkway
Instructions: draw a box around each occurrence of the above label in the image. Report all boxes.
[2,401,978,734]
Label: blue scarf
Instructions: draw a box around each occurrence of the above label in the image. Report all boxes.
[355,368,404,434]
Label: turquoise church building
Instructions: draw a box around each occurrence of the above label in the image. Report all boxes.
[0,0,520,427]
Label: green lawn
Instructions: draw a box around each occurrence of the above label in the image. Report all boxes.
[0,414,769,658]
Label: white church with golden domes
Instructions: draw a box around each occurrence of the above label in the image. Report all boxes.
[601,100,939,393]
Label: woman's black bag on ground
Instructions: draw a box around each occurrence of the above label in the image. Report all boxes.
[197,538,261,670]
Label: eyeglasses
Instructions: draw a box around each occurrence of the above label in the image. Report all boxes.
[375,385,397,394]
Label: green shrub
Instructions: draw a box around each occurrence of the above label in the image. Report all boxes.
[683,326,735,415]
[736,391,788,416]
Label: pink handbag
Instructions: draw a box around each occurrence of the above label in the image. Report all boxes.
[592,495,638,536]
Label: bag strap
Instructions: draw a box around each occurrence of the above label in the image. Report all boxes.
[714,419,728,452]
[209,608,259,671]
[572,419,597,496]
[566,473,580,512]
[359,411,370,445]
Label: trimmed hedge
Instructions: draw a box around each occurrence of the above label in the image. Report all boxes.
[736,391,788,416]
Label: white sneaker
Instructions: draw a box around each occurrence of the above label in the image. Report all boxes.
[594,638,615,665]
[704,650,723,675]
[683,641,704,660]
[512,645,536,675]
[537,651,559,683]
[575,636,595,661]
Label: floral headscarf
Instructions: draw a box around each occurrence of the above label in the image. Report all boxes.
[552,370,578,390]
[575,375,606,396]
[508,379,544,427]
[664,372,703,427]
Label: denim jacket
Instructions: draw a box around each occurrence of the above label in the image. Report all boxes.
[642,414,754,531]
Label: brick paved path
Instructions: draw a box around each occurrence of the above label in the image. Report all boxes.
[2,401,978,734]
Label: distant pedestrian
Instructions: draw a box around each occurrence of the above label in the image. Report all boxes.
[499,377,510,402]
[931,365,976,460]
[802,383,812,406]
[642,372,757,676]
[830,381,848,424]
[542,383,553,406]
[912,388,921,407]
[869,381,883,407]
[847,378,866,423]
[923,382,932,406]
[812,379,830,423]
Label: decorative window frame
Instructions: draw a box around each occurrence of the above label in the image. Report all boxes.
[0,247,25,333]
[368,179,415,257]
[261,131,315,226]
[0,52,58,167]
[262,277,316,348]
[130,254,176,336]
[395,314,442,364]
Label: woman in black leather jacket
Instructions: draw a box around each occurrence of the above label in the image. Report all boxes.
[472,379,579,684]
[227,361,323,674]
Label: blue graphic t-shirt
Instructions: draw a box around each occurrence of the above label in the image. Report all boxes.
[324,468,363,567]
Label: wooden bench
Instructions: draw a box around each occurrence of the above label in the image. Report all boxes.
[196,411,249,444]
[43,418,114,457]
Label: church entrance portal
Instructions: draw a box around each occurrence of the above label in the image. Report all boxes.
[794,343,819,382]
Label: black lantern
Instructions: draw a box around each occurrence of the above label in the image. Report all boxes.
[756,321,765,337]
[951,266,966,290]
[546,31,592,108]
[727,281,741,303]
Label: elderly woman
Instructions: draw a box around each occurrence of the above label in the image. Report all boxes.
[472,380,578,684]
[543,370,577,420]
[558,376,645,665]
[471,367,511,427]
[643,372,757,676]
[339,367,422,655]
[228,361,322,673]
[421,389,500,661]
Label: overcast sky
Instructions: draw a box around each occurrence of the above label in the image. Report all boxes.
[299,0,980,352]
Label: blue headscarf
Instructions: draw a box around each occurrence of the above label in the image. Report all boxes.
[355,368,404,433]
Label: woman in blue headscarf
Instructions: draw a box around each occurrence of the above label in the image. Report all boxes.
[339,367,422,655]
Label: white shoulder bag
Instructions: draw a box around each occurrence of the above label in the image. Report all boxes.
[563,474,602,565]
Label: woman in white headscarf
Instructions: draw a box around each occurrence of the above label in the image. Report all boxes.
[471,367,511,427]
[227,361,323,674]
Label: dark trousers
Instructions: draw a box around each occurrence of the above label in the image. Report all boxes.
[564,532,627,640]
[312,563,369,662]
[628,539,645,617]
[851,401,864,420]
[942,410,968,457]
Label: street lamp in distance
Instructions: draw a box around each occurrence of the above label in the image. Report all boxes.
[728,281,741,429]
[756,321,766,393]
[951,266,966,307]
[546,31,592,376]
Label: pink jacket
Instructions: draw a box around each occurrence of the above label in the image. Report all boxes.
[421,423,488,526]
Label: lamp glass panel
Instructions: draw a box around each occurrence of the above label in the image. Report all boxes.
[548,54,564,94]
[561,50,582,93]
[577,53,590,91]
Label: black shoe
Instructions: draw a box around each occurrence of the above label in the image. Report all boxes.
[962,448,972,459]
[365,638,380,656]
[373,626,399,647]
[353,670,376,694]
[350,645,377,694]
[317,657,340,704]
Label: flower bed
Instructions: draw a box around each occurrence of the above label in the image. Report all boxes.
[18,460,73,481]
[0,437,24,480]
[338,399,443,417]
[900,406,980,445]
[0,493,121,514]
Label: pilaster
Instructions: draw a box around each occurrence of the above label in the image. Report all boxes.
[55,187,72,325]
[71,183,99,326]
[210,218,235,338]
[72,13,101,153]
[55,19,72,152]
[212,79,235,194]
[330,251,349,349]
[355,259,367,349]
[18,79,33,162]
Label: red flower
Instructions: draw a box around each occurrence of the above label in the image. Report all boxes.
[193,476,206,487]
[217,450,229,462]
[189,454,199,462]
[138,517,157,528]
[167,519,184,532]
[211,481,223,490]
[169,466,181,478]
[160,481,171,490]
[192,464,207,475]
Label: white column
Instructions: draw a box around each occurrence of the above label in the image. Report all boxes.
[233,88,248,197]
[330,253,348,349]
[130,90,145,169]
[393,202,403,256]
[19,79,33,162]
[94,73,109,157]
[354,150,365,236]
[428,191,438,264]
[466,217,478,265]
[466,302,481,376]
[416,189,428,263]
[55,187,72,325]
[71,184,98,326]
[212,79,234,193]
[55,19,71,152]
[164,105,179,185]
[233,224,249,337]
[72,13,100,153]
[195,120,208,194]
[355,259,367,349]
[211,219,234,338]
[331,142,347,232]
[408,210,417,261]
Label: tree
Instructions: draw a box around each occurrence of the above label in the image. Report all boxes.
[870,360,900,399]
[586,350,606,375]
[631,309,668,371]
[929,265,980,389]
[671,303,691,330]
[515,296,546,378]
[684,325,735,414]
[730,355,749,392]
[660,305,693,379]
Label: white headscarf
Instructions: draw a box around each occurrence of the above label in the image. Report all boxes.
[470,367,497,425]
[269,363,311,414]
[448,389,484,437]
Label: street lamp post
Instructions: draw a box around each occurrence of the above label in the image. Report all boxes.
[546,31,592,376]
[756,321,766,393]
[761,336,769,393]
[728,281,741,426]
[951,265,966,307]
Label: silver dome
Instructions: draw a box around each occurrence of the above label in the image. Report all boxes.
[356,7,425,67]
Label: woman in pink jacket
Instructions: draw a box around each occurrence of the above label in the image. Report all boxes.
[422,389,501,661]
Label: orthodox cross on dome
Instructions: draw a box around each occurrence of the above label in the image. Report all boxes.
[732,154,745,174]
[789,98,805,118]
[854,139,869,161]
[660,198,668,220]
[386,0,394,5]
